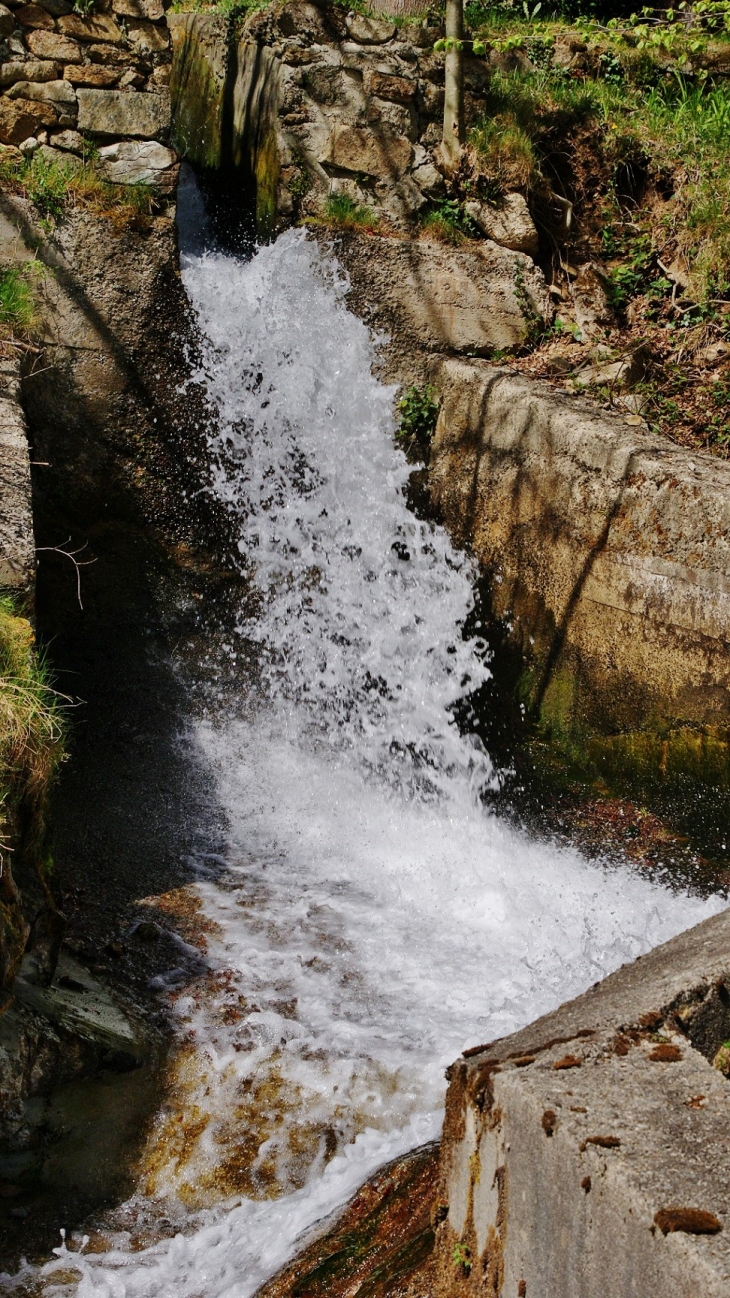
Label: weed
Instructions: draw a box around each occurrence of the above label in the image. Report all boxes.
[0,264,42,340]
[452,1242,472,1275]
[396,384,439,458]
[421,198,477,244]
[24,153,69,224]
[321,191,379,232]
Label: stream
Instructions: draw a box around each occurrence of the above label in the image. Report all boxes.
[14,175,723,1296]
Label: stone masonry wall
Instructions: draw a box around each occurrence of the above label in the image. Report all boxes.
[0,0,175,187]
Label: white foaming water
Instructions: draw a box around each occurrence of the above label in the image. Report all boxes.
[35,223,722,1298]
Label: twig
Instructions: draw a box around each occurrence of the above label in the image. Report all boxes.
[35,538,96,610]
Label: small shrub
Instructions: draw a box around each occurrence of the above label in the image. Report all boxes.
[396,384,439,458]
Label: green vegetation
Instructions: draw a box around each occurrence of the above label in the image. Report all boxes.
[421,197,477,243]
[0,599,65,824]
[0,264,42,341]
[0,150,159,230]
[320,191,380,232]
[452,1242,472,1275]
[396,384,440,458]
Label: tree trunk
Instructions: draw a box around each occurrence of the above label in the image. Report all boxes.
[442,0,464,171]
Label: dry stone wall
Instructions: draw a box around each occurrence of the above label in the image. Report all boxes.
[0,0,176,187]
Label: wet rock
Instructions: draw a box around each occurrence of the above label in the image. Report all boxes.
[6,76,76,102]
[14,3,55,29]
[63,63,120,86]
[77,87,170,137]
[25,27,79,60]
[321,122,412,177]
[465,191,539,256]
[0,58,59,84]
[345,12,395,44]
[57,11,123,41]
[98,137,175,184]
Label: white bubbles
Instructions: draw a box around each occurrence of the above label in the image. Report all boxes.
[40,223,722,1298]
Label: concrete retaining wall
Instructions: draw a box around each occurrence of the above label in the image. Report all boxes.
[428,358,730,784]
[432,906,730,1298]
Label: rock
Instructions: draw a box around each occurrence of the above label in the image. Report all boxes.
[345,13,395,44]
[0,58,60,84]
[36,0,73,13]
[363,68,416,103]
[411,160,445,197]
[0,94,50,139]
[0,2,14,37]
[126,18,168,51]
[7,32,27,56]
[118,67,144,88]
[465,192,539,256]
[26,27,79,60]
[112,0,163,19]
[57,11,123,41]
[64,63,120,86]
[77,87,170,137]
[321,122,412,177]
[48,125,82,149]
[14,2,54,28]
[98,137,175,183]
[87,41,137,65]
[17,133,35,153]
[276,1,330,43]
[147,62,169,86]
[331,231,551,357]
[552,33,587,69]
[7,75,76,101]
[571,261,614,336]
[37,139,80,168]
[378,172,427,223]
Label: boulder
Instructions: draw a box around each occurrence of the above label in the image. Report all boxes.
[14,2,55,28]
[465,191,539,256]
[112,0,163,19]
[331,231,551,357]
[98,137,175,183]
[411,160,444,197]
[126,17,169,51]
[57,11,123,41]
[0,94,48,140]
[7,76,76,102]
[26,27,80,60]
[363,68,416,103]
[276,0,331,43]
[321,122,412,177]
[0,2,14,37]
[37,139,80,168]
[0,58,60,84]
[345,13,395,43]
[63,63,120,86]
[76,87,170,137]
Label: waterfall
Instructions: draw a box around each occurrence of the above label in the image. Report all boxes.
[35,188,721,1298]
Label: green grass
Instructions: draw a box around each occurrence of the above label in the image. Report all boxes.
[0,265,41,340]
[0,597,65,833]
[0,150,159,229]
[321,191,380,232]
[420,197,477,244]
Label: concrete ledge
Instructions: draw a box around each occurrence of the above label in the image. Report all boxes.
[433,906,730,1298]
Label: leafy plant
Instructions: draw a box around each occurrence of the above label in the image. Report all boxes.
[24,153,69,223]
[453,1242,472,1275]
[421,198,478,244]
[396,385,439,459]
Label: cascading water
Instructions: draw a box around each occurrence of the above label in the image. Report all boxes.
[32,184,722,1297]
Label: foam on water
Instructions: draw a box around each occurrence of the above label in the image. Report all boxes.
[31,219,723,1298]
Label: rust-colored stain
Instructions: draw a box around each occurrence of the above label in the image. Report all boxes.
[648,1043,683,1062]
[541,1110,557,1137]
[553,1054,582,1070]
[512,1056,536,1068]
[580,1135,621,1152]
[654,1207,722,1236]
[581,1176,591,1193]
[685,1094,707,1109]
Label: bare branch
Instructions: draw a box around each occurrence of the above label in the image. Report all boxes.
[35,538,97,610]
